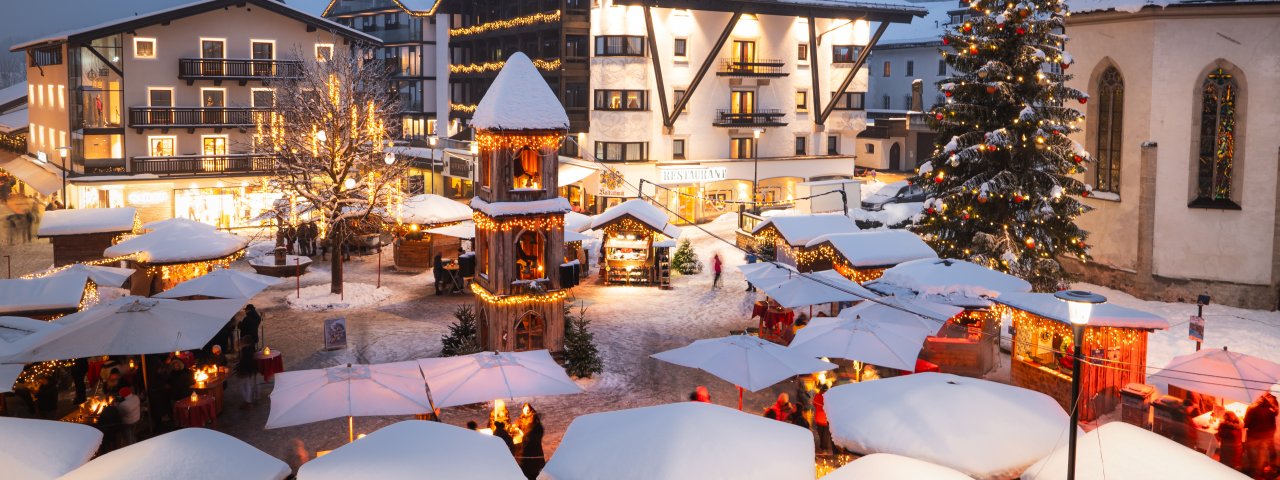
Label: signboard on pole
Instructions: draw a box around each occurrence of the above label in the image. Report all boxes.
[446,156,471,179]
[324,317,348,350]
[1188,315,1205,343]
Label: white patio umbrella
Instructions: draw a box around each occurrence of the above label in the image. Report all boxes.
[266,361,432,442]
[0,316,58,393]
[297,420,525,480]
[738,262,799,289]
[540,402,814,480]
[0,417,103,480]
[758,270,879,308]
[1148,346,1280,404]
[826,372,1073,480]
[425,221,476,240]
[823,454,971,480]
[651,334,836,409]
[60,428,290,480]
[30,263,136,288]
[153,268,283,299]
[417,350,583,408]
[836,295,963,334]
[1022,422,1247,479]
[788,314,931,372]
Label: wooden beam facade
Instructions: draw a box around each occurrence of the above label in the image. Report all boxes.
[664,7,742,127]
[817,21,889,125]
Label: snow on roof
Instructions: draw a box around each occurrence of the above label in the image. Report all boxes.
[470,52,570,131]
[752,213,859,246]
[141,217,215,232]
[868,258,1032,306]
[0,82,26,106]
[395,194,473,225]
[826,373,1072,480]
[1023,422,1248,480]
[296,421,525,480]
[825,453,971,480]
[591,199,682,239]
[30,264,135,288]
[37,208,136,236]
[470,196,571,218]
[806,230,937,268]
[0,107,28,133]
[768,0,929,14]
[565,211,593,232]
[60,428,290,480]
[104,223,247,264]
[876,0,956,46]
[993,292,1170,330]
[542,402,816,480]
[0,273,87,315]
[0,316,56,356]
[0,417,102,480]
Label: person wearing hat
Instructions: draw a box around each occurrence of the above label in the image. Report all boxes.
[117,387,141,446]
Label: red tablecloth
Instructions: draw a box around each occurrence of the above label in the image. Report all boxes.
[255,351,283,382]
[173,394,217,428]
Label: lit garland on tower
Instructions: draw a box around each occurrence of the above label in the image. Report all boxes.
[473,211,565,232]
[470,282,568,305]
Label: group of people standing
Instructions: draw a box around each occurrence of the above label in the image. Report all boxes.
[478,399,546,480]
[1214,392,1279,478]
[280,222,320,256]
[687,377,834,456]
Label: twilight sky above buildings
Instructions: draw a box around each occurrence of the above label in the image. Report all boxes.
[9,0,331,44]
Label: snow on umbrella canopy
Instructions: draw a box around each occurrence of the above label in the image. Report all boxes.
[651,335,836,393]
[417,350,583,408]
[1148,346,1280,404]
[297,420,525,480]
[153,268,283,300]
[788,314,931,372]
[265,362,432,433]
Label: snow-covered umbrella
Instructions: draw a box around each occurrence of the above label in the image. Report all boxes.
[0,417,103,480]
[738,261,798,286]
[1021,422,1247,479]
[60,428,290,480]
[417,350,583,408]
[297,420,525,480]
[788,314,931,372]
[0,316,58,393]
[825,372,1073,480]
[757,270,879,308]
[1148,346,1280,404]
[835,295,963,334]
[153,268,282,299]
[823,454,971,480]
[32,263,135,288]
[424,221,476,239]
[266,362,432,442]
[651,335,836,409]
[539,402,814,480]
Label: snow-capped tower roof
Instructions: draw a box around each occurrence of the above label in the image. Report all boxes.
[471,52,570,132]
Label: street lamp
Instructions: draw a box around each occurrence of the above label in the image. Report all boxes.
[384,151,396,165]
[343,177,356,190]
[1053,289,1106,480]
[55,146,70,207]
[752,128,763,214]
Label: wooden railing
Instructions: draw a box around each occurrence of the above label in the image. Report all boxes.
[130,154,275,175]
[177,58,303,80]
[128,107,269,128]
[713,109,787,127]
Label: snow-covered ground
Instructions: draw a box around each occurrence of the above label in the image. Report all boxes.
[285,282,394,311]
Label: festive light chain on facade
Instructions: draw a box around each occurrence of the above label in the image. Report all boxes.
[449,11,561,37]
[78,280,100,310]
[450,103,477,113]
[475,132,565,150]
[473,211,565,232]
[450,58,561,74]
[143,250,246,280]
[792,243,889,283]
[470,282,568,305]
[601,218,656,238]
[21,253,142,279]
[996,304,1144,350]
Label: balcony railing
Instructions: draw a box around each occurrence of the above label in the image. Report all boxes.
[713,109,787,127]
[178,59,303,82]
[128,107,269,128]
[130,154,275,175]
[717,59,788,77]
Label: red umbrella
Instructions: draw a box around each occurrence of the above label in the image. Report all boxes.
[913,358,940,374]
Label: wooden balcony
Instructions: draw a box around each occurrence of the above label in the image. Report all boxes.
[128,107,269,130]
[130,153,276,176]
[712,109,787,127]
[177,59,303,85]
[716,59,788,77]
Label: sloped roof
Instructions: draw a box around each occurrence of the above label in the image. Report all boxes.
[1068,0,1278,13]
[876,0,956,46]
[471,52,569,131]
[807,230,937,268]
[752,214,859,246]
[590,199,681,239]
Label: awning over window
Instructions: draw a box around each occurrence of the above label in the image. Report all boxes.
[0,154,63,196]
[558,163,597,187]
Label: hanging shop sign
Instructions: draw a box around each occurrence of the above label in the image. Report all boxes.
[598,170,628,197]
[658,167,727,184]
[446,156,472,179]
[1188,315,1205,343]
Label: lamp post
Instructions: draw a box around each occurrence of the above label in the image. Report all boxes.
[1054,289,1106,480]
[428,135,438,195]
[56,146,70,207]
[752,128,763,214]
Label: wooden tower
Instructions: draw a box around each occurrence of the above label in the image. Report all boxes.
[470,52,572,352]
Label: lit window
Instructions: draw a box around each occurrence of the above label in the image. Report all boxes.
[513,147,542,189]
[57,85,65,110]
[315,44,334,61]
[795,91,808,113]
[1094,66,1123,195]
[148,136,176,157]
[134,38,157,59]
[1193,67,1240,206]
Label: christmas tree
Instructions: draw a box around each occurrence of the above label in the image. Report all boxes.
[913,0,1092,291]
[562,303,603,378]
[440,305,481,356]
[670,239,701,275]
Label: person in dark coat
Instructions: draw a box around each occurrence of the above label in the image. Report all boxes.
[35,377,59,419]
[517,403,546,480]
[282,224,296,255]
[233,345,259,409]
[433,253,447,295]
[166,358,195,402]
[239,304,262,350]
[1245,392,1278,475]
[1218,411,1244,470]
[71,357,89,404]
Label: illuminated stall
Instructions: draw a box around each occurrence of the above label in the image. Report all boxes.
[798,230,937,282]
[389,193,473,271]
[37,207,137,266]
[750,214,858,268]
[104,221,247,296]
[589,199,681,287]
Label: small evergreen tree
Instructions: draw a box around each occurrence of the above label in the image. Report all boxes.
[755,239,777,263]
[670,239,701,275]
[562,304,603,378]
[440,305,481,356]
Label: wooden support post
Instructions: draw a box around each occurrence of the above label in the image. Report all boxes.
[665,8,743,127]
[644,4,671,126]
[808,16,823,124]
[818,21,890,125]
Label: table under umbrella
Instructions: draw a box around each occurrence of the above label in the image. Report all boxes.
[266,362,432,442]
[0,417,102,480]
[416,350,582,409]
[1147,346,1280,404]
[59,428,290,480]
[651,334,835,409]
[297,420,525,480]
[153,268,282,299]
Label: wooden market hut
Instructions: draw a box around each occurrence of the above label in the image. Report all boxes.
[801,230,938,282]
[390,194,473,271]
[105,221,248,296]
[866,258,1032,377]
[994,292,1170,421]
[37,208,137,266]
[750,214,858,268]
[589,199,681,287]
[0,264,134,319]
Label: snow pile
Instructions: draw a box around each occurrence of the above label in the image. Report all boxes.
[825,453,971,480]
[590,198,681,239]
[851,202,923,227]
[471,52,569,131]
[751,213,858,246]
[870,258,1032,306]
[541,402,814,480]
[395,194,472,225]
[105,222,247,263]
[826,373,1072,480]
[0,272,87,315]
[807,230,937,267]
[1022,422,1247,480]
[297,421,524,480]
[37,207,136,236]
[470,196,571,217]
[248,254,312,267]
[286,282,392,311]
[565,211,592,232]
[992,292,1169,329]
[0,417,102,480]
[60,428,290,480]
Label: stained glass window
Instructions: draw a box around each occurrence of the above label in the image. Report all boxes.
[1196,67,1237,203]
[1095,67,1123,194]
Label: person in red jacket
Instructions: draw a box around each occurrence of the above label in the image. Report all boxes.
[763,392,794,421]
[711,253,723,289]
[814,384,833,453]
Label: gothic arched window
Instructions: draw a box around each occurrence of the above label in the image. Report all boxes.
[514,311,545,351]
[1195,67,1238,205]
[1094,67,1123,194]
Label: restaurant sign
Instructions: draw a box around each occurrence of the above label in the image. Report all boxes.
[658,167,727,184]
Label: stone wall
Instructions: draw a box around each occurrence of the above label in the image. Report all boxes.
[1063,258,1279,311]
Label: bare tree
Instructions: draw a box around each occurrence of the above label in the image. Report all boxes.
[257,46,407,295]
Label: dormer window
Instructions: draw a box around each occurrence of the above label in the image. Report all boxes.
[513,147,541,190]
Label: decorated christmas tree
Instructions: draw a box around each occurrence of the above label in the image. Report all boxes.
[670,239,701,275]
[440,305,481,356]
[562,303,603,378]
[913,0,1092,291]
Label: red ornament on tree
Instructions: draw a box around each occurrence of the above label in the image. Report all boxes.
[1073,155,1083,164]
[935,113,945,120]
[1078,97,1088,104]
[969,45,979,54]
[1081,190,1089,198]
[962,23,973,33]
[942,37,950,46]
[944,91,953,98]
[1016,26,1026,35]
[1013,194,1024,203]
[926,207,936,214]
[1025,238,1036,249]
[934,175,944,184]
[962,213,971,220]
[977,195,988,204]
[1061,62,1070,70]
[986,85,997,94]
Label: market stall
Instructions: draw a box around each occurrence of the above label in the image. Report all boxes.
[103,221,248,296]
[589,199,680,287]
[390,194,472,271]
[801,230,938,282]
[1146,347,1280,453]
[749,214,858,268]
[866,258,1032,377]
[0,265,131,319]
[37,207,137,266]
[993,292,1169,422]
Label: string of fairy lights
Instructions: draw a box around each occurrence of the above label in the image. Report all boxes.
[450,58,561,75]
[448,10,561,37]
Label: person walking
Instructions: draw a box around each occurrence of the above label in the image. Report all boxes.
[1245,392,1278,476]
[711,253,723,289]
[239,304,262,351]
[744,249,758,292]
[1218,411,1244,470]
[518,403,547,480]
[233,345,259,409]
[814,384,833,454]
[433,253,447,295]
